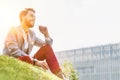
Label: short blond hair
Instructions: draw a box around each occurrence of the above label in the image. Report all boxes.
[19,8,35,22]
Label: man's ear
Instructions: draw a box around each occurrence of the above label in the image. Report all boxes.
[21,15,25,21]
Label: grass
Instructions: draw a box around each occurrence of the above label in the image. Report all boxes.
[0,55,61,80]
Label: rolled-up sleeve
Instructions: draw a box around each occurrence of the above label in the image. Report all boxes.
[45,36,53,45]
[31,30,53,47]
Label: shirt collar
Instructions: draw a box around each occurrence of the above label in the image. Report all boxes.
[20,26,29,34]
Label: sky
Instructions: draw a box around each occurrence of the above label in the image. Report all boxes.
[0,0,120,55]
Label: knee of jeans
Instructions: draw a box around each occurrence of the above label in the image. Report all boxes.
[45,44,52,49]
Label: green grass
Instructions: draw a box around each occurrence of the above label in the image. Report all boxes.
[0,55,61,80]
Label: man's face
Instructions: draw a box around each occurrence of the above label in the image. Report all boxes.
[24,10,36,28]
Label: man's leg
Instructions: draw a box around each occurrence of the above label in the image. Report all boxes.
[18,56,33,64]
[34,44,61,73]
[33,44,65,79]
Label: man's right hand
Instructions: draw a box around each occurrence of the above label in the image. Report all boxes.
[39,25,49,37]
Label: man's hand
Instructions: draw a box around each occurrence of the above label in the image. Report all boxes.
[35,60,49,70]
[39,25,49,37]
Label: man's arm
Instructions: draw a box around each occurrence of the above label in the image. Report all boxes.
[39,25,53,45]
[31,26,53,47]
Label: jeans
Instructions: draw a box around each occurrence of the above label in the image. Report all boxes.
[18,44,61,74]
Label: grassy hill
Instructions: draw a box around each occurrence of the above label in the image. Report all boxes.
[0,55,61,80]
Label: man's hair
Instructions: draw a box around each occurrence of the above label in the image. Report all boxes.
[19,8,35,22]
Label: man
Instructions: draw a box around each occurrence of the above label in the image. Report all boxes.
[3,8,65,79]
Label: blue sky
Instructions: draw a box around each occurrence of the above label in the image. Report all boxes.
[0,0,120,55]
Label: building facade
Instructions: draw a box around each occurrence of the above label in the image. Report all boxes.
[55,43,120,80]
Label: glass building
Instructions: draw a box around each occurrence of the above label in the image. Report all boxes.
[55,43,120,80]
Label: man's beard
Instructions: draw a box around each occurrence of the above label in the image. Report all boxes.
[25,20,34,28]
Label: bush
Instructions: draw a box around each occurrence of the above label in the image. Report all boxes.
[62,62,79,80]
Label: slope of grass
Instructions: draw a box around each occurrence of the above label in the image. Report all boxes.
[0,55,61,80]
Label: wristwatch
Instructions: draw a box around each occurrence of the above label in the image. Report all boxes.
[33,58,38,65]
